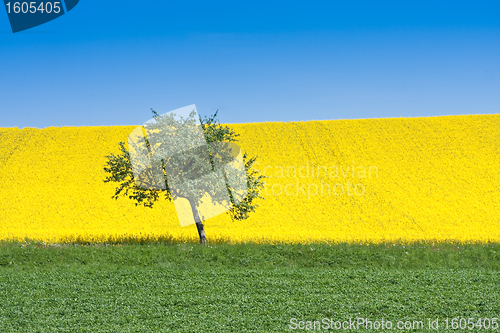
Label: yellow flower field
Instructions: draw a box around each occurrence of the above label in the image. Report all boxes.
[1,114,499,244]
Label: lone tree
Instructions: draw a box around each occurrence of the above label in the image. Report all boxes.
[103,108,265,245]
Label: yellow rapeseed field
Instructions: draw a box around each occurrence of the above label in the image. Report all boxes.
[1,114,499,244]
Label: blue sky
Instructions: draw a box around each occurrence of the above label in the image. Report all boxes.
[0,1,499,128]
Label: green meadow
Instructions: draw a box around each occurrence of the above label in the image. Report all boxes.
[1,242,499,332]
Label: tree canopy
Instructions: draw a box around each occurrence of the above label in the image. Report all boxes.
[103,107,265,242]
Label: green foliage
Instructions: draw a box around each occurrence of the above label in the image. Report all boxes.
[227,154,265,220]
[103,141,168,208]
[199,110,239,143]
[103,109,265,220]
[0,239,500,271]
[2,242,500,269]
[1,243,500,332]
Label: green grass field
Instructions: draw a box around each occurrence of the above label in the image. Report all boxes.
[1,242,499,332]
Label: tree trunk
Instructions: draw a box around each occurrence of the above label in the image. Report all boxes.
[195,222,207,246]
[189,200,207,245]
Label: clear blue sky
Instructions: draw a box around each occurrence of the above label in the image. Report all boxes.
[1,1,499,128]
